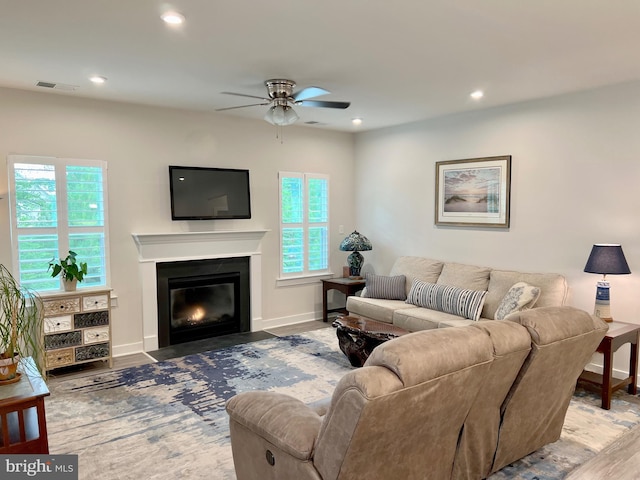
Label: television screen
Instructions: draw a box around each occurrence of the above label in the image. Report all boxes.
[169,166,251,220]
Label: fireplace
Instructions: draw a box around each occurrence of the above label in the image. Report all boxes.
[132,230,266,353]
[156,257,251,347]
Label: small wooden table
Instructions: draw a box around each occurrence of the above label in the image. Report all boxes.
[322,278,366,322]
[333,315,408,367]
[578,321,639,410]
[0,357,50,454]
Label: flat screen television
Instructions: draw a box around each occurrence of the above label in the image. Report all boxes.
[169,166,251,220]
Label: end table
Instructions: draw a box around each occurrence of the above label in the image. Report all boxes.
[321,278,366,322]
[0,357,50,453]
[578,321,639,410]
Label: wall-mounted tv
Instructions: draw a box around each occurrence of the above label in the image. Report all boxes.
[169,166,251,220]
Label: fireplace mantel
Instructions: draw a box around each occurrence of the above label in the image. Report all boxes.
[132,230,269,261]
[131,230,268,351]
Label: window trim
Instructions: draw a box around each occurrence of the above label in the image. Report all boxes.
[7,154,111,289]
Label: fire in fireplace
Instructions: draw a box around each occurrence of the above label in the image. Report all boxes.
[156,257,250,347]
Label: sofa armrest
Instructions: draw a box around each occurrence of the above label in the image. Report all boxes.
[226,391,322,460]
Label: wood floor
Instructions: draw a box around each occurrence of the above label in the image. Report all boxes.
[46,318,640,478]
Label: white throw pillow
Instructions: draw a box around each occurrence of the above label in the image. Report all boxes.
[494,282,541,320]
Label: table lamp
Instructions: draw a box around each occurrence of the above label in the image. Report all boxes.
[583,244,631,322]
[339,230,372,279]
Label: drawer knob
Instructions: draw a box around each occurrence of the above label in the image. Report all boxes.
[60,305,65,309]
[56,322,61,326]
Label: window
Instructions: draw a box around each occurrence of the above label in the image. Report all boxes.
[7,155,109,291]
[279,172,329,278]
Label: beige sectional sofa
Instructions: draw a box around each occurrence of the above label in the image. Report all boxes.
[346,256,568,330]
[226,306,607,480]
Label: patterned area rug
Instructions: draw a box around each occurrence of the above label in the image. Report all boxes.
[45,328,640,480]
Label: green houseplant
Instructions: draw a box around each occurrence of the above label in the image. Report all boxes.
[48,250,88,291]
[0,264,44,382]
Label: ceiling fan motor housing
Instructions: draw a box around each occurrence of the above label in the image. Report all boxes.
[265,79,296,99]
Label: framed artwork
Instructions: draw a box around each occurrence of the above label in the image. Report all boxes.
[435,155,511,228]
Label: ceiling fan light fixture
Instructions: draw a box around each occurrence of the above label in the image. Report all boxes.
[264,105,299,126]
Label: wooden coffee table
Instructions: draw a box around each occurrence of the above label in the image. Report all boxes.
[332,315,408,367]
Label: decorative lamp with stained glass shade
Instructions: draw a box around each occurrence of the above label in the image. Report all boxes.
[583,244,631,322]
[339,230,372,279]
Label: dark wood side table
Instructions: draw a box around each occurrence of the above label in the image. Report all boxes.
[578,321,639,410]
[321,278,366,322]
[0,357,50,454]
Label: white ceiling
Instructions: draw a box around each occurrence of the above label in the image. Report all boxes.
[1,1,639,132]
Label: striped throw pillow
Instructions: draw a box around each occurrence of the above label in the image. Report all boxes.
[406,280,488,321]
[362,274,407,300]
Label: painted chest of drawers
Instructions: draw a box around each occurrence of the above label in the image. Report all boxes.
[42,288,112,371]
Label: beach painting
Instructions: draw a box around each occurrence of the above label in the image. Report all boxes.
[435,156,511,228]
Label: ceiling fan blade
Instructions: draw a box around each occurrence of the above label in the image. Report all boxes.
[216,102,271,111]
[296,100,351,109]
[292,86,330,102]
[221,91,271,102]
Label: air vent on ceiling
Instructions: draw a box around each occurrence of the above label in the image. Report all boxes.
[304,121,327,125]
[36,81,78,91]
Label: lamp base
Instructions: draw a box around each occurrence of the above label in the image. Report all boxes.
[346,251,364,278]
[594,280,613,323]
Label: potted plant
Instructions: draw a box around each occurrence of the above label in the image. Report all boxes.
[48,250,88,291]
[0,264,44,383]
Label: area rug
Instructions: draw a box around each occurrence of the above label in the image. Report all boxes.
[45,328,640,480]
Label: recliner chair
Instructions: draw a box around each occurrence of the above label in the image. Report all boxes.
[226,306,607,480]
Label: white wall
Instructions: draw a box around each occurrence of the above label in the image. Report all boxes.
[0,87,355,355]
[355,80,640,373]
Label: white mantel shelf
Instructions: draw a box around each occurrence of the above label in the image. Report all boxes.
[131,229,269,351]
[132,230,269,261]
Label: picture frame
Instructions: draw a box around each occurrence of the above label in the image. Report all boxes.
[435,155,511,228]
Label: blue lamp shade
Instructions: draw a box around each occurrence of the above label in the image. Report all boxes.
[584,244,631,276]
[339,231,372,278]
[584,244,631,322]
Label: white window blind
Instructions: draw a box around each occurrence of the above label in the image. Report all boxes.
[279,172,329,277]
[7,155,110,291]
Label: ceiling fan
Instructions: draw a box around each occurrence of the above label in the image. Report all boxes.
[216,79,350,126]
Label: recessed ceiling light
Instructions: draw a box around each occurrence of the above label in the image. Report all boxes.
[161,11,185,25]
[89,76,107,84]
[352,118,363,126]
[470,90,484,100]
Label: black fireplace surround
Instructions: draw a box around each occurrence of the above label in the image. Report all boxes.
[156,257,251,347]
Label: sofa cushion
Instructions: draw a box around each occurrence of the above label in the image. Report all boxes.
[406,280,488,321]
[390,257,444,296]
[483,270,568,320]
[346,296,416,324]
[494,282,541,320]
[437,262,491,291]
[362,274,406,300]
[393,307,480,331]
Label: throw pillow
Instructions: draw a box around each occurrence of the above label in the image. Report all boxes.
[362,274,407,300]
[406,280,488,321]
[494,282,541,320]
